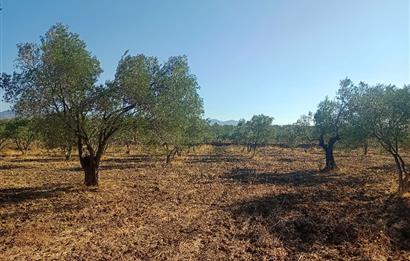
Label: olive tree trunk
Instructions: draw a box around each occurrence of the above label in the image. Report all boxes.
[125,142,131,155]
[80,155,99,186]
[393,153,410,195]
[77,138,106,186]
[319,135,339,172]
[250,143,257,158]
[323,145,337,171]
[166,148,178,164]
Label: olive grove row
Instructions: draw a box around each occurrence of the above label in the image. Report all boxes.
[1,24,409,195]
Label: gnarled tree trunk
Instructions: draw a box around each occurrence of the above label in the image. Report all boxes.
[246,143,252,153]
[80,155,99,186]
[393,153,410,195]
[319,134,339,172]
[323,145,337,171]
[166,147,178,164]
[399,175,410,195]
[250,143,257,158]
[125,142,131,155]
[77,137,104,186]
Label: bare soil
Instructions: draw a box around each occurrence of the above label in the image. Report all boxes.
[0,146,409,260]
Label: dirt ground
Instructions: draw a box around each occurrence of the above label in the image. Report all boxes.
[0,146,409,260]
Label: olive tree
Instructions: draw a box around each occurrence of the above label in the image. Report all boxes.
[340,115,373,155]
[112,116,148,155]
[0,24,154,186]
[273,125,297,147]
[233,114,274,155]
[249,114,274,154]
[0,120,9,151]
[274,113,315,148]
[405,130,410,151]
[293,112,314,146]
[314,79,353,172]
[354,84,410,195]
[146,56,204,164]
[209,124,236,145]
[33,114,76,159]
[232,119,251,148]
[185,118,212,151]
[4,118,36,155]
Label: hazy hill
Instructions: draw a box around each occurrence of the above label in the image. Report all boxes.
[209,119,238,126]
[0,110,15,120]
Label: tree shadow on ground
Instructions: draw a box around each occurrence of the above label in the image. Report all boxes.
[0,185,91,236]
[0,185,84,205]
[227,167,375,188]
[9,156,66,163]
[0,199,88,223]
[100,162,156,171]
[63,162,156,172]
[0,164,32,170]
[226,169,410,258]
[367,163,397,172]
[104,155,155,163]
[187,154,245,164]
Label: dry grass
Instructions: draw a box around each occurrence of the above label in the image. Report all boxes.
[0,146,409,260]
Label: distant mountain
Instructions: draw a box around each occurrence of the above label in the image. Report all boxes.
[0,110,15,119]
[209,119,238,126]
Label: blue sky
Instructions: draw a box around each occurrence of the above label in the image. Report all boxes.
[0,0,409,124]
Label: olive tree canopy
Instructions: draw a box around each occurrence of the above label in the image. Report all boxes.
[0,24,155,186]
[353,84,410,194]
[314,79,355,171]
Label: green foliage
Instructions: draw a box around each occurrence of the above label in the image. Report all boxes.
[112,116,146,153]
[339,118,373,152]
[313,79,358,171]
[3,22,409,193]
[273,125,295,146]
[4,118,36,154]
[405,129,410,150]
[209,124,236,144]
[353,83,410,193]
[231,119,250,146]
[314,79,358,141]
[2,24,102,115]
[274,113,314,148]
[247,114,275,147]
[353,84,410,152]
[0,24,204,184]
[0,23,105,155]
[185,118,212,148]
[207,115,275,152]
[232,114,274,153]
[314,99,343,141]
[0,120,9,151]
[293,112,314,144]
[144,56,204,162]
[33,114,76,158]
